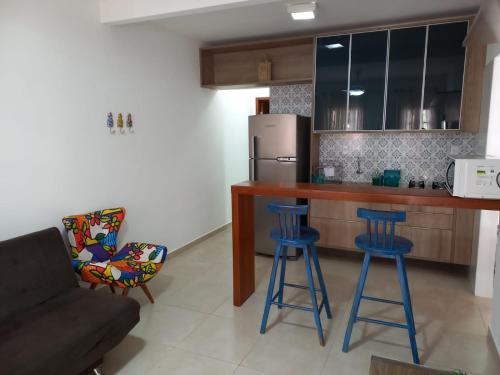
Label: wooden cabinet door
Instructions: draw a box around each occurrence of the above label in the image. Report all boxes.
[396,226,452,262]
[310,217,365,250]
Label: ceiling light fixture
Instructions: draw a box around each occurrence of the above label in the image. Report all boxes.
[342,88,366,96]
[287,2,316,21]
[349,89,365,96]
[325,43,344,49]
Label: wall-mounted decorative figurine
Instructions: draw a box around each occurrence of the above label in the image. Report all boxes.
[117,113,124,133]
[126,113,133,132]
[106,112,115,133]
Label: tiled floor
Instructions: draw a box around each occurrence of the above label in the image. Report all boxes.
[103,228,500,375]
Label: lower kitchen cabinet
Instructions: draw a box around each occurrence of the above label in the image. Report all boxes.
[395,226,453,261]
[310,200,474,265]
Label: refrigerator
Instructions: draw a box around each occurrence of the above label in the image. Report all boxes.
[249,114,311,257]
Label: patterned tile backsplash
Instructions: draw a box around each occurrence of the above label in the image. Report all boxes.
[270,84,313,117]
[270,84,478,185]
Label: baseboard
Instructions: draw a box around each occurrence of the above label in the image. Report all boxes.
[168,222,231,259]
[488,326,500,358]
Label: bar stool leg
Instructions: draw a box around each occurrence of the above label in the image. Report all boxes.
[277,246,288,309]
[342,252,371,353]
[260,243,282,334]
[311,245,332,319]
[303,245,325,346]
[396,255,420,364]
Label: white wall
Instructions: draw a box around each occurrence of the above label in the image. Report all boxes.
[485,46,500,353]
[469,42,500,298]
[0,0,252,253]
[100,0,279,24]
[217,88,270,218]
[492,225,500,354]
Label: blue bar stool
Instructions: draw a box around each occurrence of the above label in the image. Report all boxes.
[260,203,332,346]
[342,208,420,364]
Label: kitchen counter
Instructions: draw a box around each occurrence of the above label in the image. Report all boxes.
[231,181,500,306]
[232,181,500,210]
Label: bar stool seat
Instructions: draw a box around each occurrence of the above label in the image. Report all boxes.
[271,226,319,245]
[355,234,413,255]
[260,203,332,346]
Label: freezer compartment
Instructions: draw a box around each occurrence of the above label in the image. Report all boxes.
[249,114,299,159]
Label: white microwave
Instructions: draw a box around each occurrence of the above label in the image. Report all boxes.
[445,156,500,199]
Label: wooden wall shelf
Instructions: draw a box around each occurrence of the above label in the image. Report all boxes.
[200,36,314,89]
[202,78,312,90]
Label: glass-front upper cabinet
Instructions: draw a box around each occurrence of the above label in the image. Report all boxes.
[348,31,388,131]
[313,21,468,132]
[422,22,468,130]
[314,35,350,131]
[385,26,427,130]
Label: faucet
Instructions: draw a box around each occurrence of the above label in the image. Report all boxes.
[356,156,362,175]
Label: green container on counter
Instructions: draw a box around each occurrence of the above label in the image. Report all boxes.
[383,169,401,187]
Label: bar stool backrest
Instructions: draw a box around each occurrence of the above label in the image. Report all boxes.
[357,208,406,250]
[268,203,308,240]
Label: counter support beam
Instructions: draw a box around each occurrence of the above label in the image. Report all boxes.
[232,192,255,306]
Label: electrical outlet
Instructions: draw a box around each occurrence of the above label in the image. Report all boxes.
[450,145,460,155]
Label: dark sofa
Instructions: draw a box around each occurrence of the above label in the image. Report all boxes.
[0,228,140,375]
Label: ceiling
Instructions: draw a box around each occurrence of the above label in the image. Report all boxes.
[149,0,480,44]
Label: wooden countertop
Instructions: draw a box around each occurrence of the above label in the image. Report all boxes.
[232,181,500,211]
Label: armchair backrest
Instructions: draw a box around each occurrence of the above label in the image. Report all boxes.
[0,228,78,322]
[62,208,125,262]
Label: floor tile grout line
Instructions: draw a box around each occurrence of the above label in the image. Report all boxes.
[145,346,239,374]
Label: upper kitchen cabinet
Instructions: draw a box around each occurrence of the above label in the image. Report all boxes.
[313,19,471,132]
[200,37,314,89]
[422,22,468,130]
[349,31,388,131]
[314,32,387,131]
[385,26,427,130]
[314,35,350,131]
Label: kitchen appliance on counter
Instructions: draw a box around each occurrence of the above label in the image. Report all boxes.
[313,164,343,184]
[445,156,500,199]
[249,114,310,257]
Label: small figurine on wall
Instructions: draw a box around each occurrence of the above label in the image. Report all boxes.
[117,113,124,133]
[126,113,133,132]
[106,112,115,133]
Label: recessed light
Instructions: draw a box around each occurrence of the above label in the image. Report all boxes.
[349,89,365,96]
[342,89,366,96]
[325,43,344,49]
[287,2,316,21]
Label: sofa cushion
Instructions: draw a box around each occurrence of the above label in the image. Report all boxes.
[0,288,140,375]
[0,227,78,321]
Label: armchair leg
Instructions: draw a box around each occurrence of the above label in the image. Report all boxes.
[109,285,116,294]
[89,283,97,290]
[122,288,129,297]
[140,284,155,303]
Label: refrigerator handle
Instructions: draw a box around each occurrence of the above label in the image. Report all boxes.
[249,159,256,181]
[251,136,258,159]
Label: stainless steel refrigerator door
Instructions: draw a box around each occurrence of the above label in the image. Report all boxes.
[249,114,298,159]
[253,159,299,256]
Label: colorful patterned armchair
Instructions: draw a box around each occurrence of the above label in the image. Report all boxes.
[62,208,167,303]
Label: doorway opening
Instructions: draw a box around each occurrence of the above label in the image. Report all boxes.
[256,97,270,114]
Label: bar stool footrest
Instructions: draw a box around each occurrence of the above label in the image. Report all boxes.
[271,301,314,312]
[284,282,321,293]
[361,295,404,305]
[356,316,408,329]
